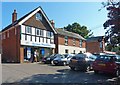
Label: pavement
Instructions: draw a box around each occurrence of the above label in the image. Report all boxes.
[2,63,119,84]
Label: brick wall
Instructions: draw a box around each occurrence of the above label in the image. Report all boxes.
[57,34,85,48]
[86,41,104,53]
[2,25,20,63]
[55,34,86,54]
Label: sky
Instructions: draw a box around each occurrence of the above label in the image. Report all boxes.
[1,2,108,36]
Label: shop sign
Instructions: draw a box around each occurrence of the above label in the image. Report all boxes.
[21,41,55,48]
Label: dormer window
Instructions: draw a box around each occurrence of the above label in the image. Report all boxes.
[36,13,42,21]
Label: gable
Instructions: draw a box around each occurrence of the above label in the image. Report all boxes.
[23,10,53,32]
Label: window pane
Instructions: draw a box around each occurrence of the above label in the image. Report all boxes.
[65,36,68,45]
[36,29,40,36]
[80,40,82,47]
[26,26,31,34]
[47,31,51,38]
[40,30,44,36]
[36,13,42,21]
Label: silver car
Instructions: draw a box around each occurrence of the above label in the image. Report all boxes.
[52,54,75,66]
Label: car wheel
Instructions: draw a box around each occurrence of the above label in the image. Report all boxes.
[114,69,120,77]
[94,70,98,74]
[70,67,75,70]
[63,62,67,66]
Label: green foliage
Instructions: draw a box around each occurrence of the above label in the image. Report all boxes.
[63,22,93,38]
[105,44,120,55]
[102,1,120,46]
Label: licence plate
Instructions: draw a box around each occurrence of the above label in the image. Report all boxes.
[98,64,106,66]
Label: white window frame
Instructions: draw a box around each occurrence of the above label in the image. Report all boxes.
[26,26,32,34]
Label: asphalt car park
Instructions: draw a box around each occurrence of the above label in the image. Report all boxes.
[2,63,120,84]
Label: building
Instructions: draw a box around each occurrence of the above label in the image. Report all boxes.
[55,28,86,54]
[2,7,57,63]
[86,36,105,54]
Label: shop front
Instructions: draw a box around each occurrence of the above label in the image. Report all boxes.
[20,41,55,63]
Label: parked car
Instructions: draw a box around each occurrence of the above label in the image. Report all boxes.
[42,54,56,64]
[92,54,120,76]
[52,54,75,66]
[69,53,97,71]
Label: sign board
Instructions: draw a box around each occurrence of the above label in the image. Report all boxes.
[27,47,31,59]
[21,40,55,48]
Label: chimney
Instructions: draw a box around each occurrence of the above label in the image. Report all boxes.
[50,20,55,28]
[12,9,17,23]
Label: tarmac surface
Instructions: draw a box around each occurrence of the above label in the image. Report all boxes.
[2,63,119,84]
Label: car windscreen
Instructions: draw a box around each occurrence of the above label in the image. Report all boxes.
[72,54,86,60]
[116,55,120,62]
[96,55,116,62]
[63,54,68,58]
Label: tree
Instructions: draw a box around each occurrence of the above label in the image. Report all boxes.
[102,1,120,46]
[63,22,93,38]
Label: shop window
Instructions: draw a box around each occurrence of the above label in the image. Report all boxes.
[65,36,68,45]
[73,38,76,46]
[26,26,32,34]
[36,13,42,21]
[80,40,82,47]
[65,49,68,54]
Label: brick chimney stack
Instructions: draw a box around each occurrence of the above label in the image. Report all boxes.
[50,20,55,28]
[12,9,17,23]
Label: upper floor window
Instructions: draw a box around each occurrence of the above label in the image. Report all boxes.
[80,40,83,47]
[51,32,54,38]
[65,49,68,54]
[65,36,68,45]
[36,29,40,36]
[26,26,32,34]
[100,42,103,48]
[36,13,42,21]
[47,31,51,38]
[40,30,44,36]
[73,38,76,46]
